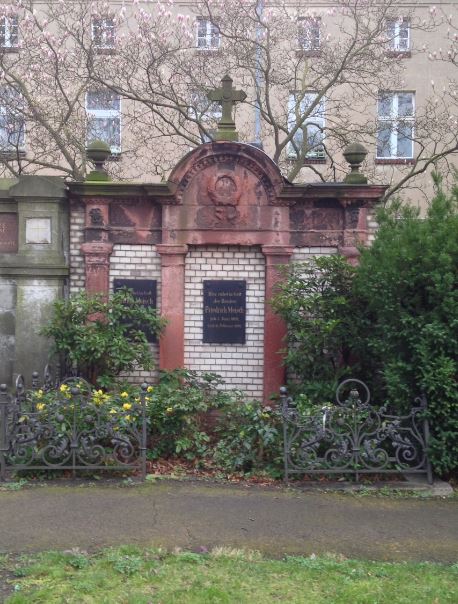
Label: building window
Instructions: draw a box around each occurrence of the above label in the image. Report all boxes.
[196,18,220,50]
[0,87,25,152]
[189,90,222,142]
[288,92,325,159]
[386,19,410,52]
[86,90,121,154]
[377,92,414,159]
[92,17,115,50]
[0,15,18,50]
[297,17,321,52]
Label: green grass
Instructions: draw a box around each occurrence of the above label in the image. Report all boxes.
[2,546,457,603]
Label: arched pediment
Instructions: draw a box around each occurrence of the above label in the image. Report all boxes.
[168,141,287,207]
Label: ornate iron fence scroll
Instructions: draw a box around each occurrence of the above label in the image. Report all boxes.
[0,369,148,481]
[281,379,433,484]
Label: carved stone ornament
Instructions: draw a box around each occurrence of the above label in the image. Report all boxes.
[89,207,104,226]
[207,173,241,207]
[175,153,276,205]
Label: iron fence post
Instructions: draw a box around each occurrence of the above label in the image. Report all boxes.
[421,394,433,485]
[280,386,289,483]
[140,383,148,480]
[0,384,11,481]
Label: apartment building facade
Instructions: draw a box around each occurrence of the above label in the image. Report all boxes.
[0,1,454,206]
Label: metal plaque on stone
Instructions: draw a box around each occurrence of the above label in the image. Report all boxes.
[113,279,157,343]
[203,280,246,344]
[0,213,18,253]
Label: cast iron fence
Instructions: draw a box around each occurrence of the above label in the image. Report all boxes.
[0,368,148,481]
[281,378,433,484]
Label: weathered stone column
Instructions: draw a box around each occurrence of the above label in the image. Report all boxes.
[156,244,188,370]
[80,242,113,295]
[80,198,112,295]
[0,176,68,384]
[261,245,293,404]
[339,203,368,265]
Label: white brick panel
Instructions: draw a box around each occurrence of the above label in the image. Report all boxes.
[69,207,85,294]
[292,246,338,262]
[110,244,161,384]
[184,245,265,400]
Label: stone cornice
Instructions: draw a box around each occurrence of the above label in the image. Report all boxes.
[68,181,171,201]
[280,183,388,206]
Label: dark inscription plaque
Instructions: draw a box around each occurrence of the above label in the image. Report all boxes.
[0,213,18,253]
[203,280,246,344]
[113,279,157,343]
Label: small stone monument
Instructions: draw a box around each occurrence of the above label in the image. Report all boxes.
[207,75,247,141]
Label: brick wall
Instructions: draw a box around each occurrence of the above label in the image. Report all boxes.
[69,205,85,294]
[366,209,378,244]
[291,246,338,262]
[184,246,265,399]
[109,244,161,383]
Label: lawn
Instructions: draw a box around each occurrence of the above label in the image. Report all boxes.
[2,546,457,603]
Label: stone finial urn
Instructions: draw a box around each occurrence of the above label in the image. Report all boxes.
[86,140,111,181]
[343,143,368,184]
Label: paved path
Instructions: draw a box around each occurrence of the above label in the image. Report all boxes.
[0,481,457,562]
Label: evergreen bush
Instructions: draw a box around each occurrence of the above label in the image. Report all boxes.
[42,289,165,386]
[355,177,458,474]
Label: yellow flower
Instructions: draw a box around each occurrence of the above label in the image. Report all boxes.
[60,384,69,393]
[36,403,46,411]
[147,386,154,393]
[36,389,44,399]
[123,403,132,411]
[120,391,129,398]
[125,415,131,422]
[109,408,117,414]
[166,407,174,414]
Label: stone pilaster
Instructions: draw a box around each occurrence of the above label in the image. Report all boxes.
[262,245,294,403]
[156,244,188,370]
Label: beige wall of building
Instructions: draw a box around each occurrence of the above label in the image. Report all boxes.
[0,1,455,209]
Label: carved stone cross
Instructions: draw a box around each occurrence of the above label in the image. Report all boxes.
[207,74,247,141]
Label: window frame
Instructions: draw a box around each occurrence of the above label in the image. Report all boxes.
[376,91,415,160]
[386,18,410,53]
[91,16,116,50]
[196,17,220,50]
[297,16,321,53]
[0,87,25,153]
[0,15,18,50]
[85,90,121,155]
[287,91,326,160]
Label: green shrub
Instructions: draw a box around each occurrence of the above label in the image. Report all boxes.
[146,369,243,460]
[42,289,165,386]
[354,177,458,474]
[271,254,360,403]
[213,400,283,475]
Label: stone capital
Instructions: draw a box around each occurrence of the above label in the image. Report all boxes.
[156,244,188,256]
[261,245,294,265]
[80,242,114,257]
